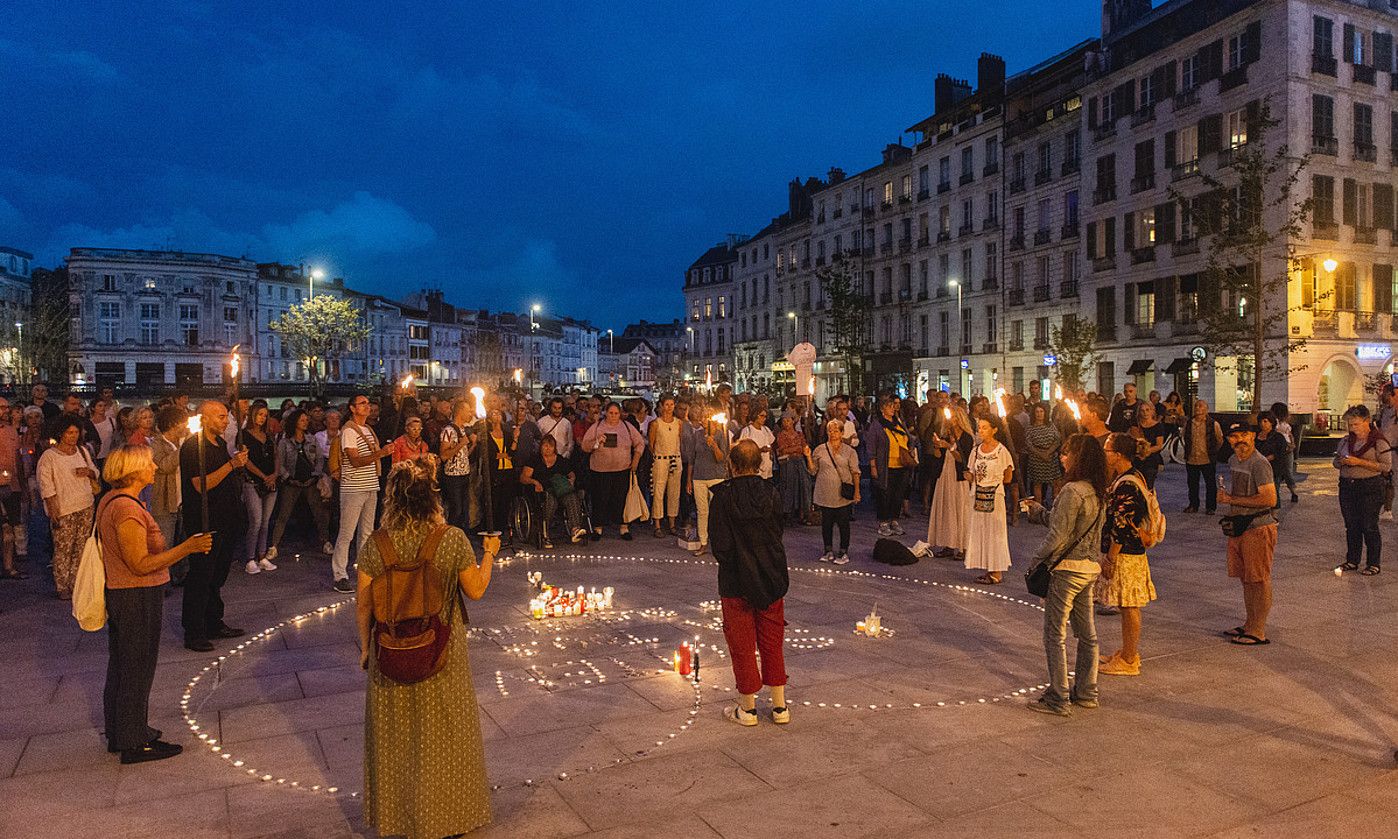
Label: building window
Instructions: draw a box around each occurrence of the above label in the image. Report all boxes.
[1313,15,1334,59]
[1037,198,1051,234]
[99,302,121,345]
[1035,317,1049,347]
[1063,131,1080,169]
[180,303,199,346]
[901,174,912,199]
[718,295,727,319]
[1135,209,1157,246]
[139,303,159,345]
[1312,175,1336,225]
[961,146,974,179]
[1135,282,1156,326]
[223,305,238,323]
[143,277,157,290]
[1312,95,1335,140]
[938,157,950,188]
[1064,190,1080,227]
[704,297,713,320]
[1354,103,1374,148]
[101,274,116,292]
[883,181,894,205]
[918,166,929,194]
[1227,33,1244,71]
[1181,54,1199,90]
[1226,108,1248,148]
[1178,124,1200,164]
[1139,73,1155,107]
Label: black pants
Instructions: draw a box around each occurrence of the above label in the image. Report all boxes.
[441,474,470,530]
[105,585,163,751]
[1340,476,1383,568]
[1139,461,1160,490]
[491,472,517,535]
[591,469,630,527]
[1185,462,1217,511]
[181,527,234,642]
[820,504,852,552]
[875,467,912,521]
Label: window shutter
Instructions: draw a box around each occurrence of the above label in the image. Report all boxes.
[1342,178,1358,226]
[1124,283,1137,325]
[1124,212,1136,251]
[1149,65,1168,102]
[1113,81,1135,118]
[1158,202,1177,244]
[1198,115,1221,156]
[1375,183,1394,230]
[1086,222,1098,259]
[1376,32,1394,71]
[1243,21,1262,65]
[1376,265,1394,315]
[1104,217,1117,257]
[1245,99,1261,135]
[1164,131,1178,168]
[1158,276,1178,322]
[1343,23,1355,63]
[1087,97,1098,129]
[1162,60,1177,97]
[1200,40,1224,81]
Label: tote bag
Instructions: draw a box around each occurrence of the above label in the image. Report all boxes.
[72,517,106,631]
[623,472,650,523]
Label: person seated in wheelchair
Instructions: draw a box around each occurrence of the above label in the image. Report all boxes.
[519,436,589,548]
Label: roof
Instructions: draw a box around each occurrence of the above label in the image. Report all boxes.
[0,246,33,260]
[688,243,738,271]
[602,337,656,357]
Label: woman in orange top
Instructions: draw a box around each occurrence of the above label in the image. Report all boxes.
[392,416,431,465]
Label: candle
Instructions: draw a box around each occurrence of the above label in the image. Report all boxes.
[676,643,693,676]
[603,586,614,609]
[530,600,544,620]
[856,620,867,633]
[513,368,523,385]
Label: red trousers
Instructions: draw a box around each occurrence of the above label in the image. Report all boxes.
[721,597,788,695]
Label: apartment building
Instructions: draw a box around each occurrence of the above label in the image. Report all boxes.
[683,239,740,385]
[620,319,686,390]
[0,246,33,384]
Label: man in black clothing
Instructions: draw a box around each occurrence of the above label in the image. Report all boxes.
[30,383,59,422]
[179,401,248,652]
[1107,382,1141,433]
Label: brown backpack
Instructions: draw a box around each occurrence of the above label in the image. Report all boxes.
[369,524,459,684]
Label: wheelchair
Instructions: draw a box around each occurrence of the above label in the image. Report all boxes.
[511,484,593,549]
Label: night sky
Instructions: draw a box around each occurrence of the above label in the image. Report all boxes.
[2,0,1100,329]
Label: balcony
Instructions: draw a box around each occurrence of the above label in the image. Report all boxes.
[1008,235,1025,251]
[879,292,894,305]
[1035,168,1053,187]
[1312,308,1337,335]
[917,290,929,301]
[862,206,876,218]
[917,189,930,201]
[1061,222,1080,239]
[1010,340,1025,351]
[935,345,950,357]
[899,194,913,205]
[1172,87,1200,111]
[1092,255,1117,272]
[816,299,826,310]
[1354,64,1376,86]
[1060,279,1079,298]
[1355,142,1377,163]
[1311,52,1337,76]
[1168,159,1199,182]
[801,257,811,268]
[862,245,875,256]
[1356,310,1379,332]
[959,343,973,356]
[899,288,913,302]
[1173,238,1200,256]
[1219,65,1248,92]
[982,276,999,290]
[1355,228,1377,245]
[898,236,913,252]
[816,213,825,225]
[1032,285,1051,302]
[815,255,825,266]
[982,216,1000,232]
[1092,120,1117,142]
[1008,288,1026,306]
[1313,221,1339,240]
[960,172,975,186]
[1034,229,1052,246]
[1008,176,1026,195]
[1097,324,1118,341]
[1130,246,1156,265]
[983,161,1000,177]
[938,230,952,243]
[958,223,975,237]
[1092,186,1116,204]
[1130,173,1156,193]
[1306,135,1337,156]
[1131,323,1157,339]
[982,342,998,354]
[881,200,893,211]
[1032,337,1050,350]
[1061,158,1080,177]
[917,235,931,248]
[1129,104,1156,127]
[938,181,952,194]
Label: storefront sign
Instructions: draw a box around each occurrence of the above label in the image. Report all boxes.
[1356,344,1393,361]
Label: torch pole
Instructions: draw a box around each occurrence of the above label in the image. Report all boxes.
[480,419,495,533]
[198,431,209,534]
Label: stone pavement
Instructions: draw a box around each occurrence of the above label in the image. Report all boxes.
[2,458,1397,838]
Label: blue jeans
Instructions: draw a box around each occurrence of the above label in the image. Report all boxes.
[1043,568,1099,709]
[241,483,277,562]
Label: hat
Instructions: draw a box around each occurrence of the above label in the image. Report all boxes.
[1224,420,1256,435]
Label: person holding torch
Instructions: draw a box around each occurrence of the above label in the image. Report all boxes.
[178,402,248,652]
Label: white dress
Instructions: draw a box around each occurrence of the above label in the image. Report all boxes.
[964,441,1013,573]
[926,438,969,551]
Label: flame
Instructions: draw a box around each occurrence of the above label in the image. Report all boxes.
[229,344,240,379]
[513,368,522,384]
[470,386,487,420]
[1065,398,1081,421]
[943,407,952,421]
[807,375,816,396]
[400,373,414,390]
[1054,384,1063,401]
[711,412,727,427]
[186,415,202,435]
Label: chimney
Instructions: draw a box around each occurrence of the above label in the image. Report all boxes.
[1102,0,1152,38]
[788,178,813,219]
[977,53,1006,95]
[828,166,846,184]
[934,73,955,113]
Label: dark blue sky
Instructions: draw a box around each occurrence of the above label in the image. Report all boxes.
[2,0,1099,329]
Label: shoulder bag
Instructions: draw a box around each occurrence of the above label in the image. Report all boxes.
[825,444,856,500]
[1025,495,1104,598]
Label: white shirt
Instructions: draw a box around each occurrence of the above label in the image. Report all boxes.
[738,424,776,479]
[440,424,473,477]
[93,416,119,459]
[535,414,574,458]
[339,422,381,492]
[314,429,336,461]
[37,446,97,518]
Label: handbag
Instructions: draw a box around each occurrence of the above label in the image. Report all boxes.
[370,524,457,685]
[1025,498,1104,598]
[1219,511,1267,538]
[824,444,856,500]
[973,484,997,513]
[623,472,650,522]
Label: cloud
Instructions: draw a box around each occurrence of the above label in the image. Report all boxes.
[38,191,435,267]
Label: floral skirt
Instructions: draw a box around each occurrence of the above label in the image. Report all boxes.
[1096,553,1157,608]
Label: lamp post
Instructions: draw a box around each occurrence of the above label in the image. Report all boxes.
[787,311,798,345]
[14,321,22,385]
[949,279,965,393]
[607,328,614,354]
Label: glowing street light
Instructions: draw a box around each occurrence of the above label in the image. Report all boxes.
[1322,257,1338,274]
[606,328,614,353]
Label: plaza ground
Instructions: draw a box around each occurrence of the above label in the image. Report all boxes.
[1,458,1397,839]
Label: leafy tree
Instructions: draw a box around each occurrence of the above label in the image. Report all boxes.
[815,258,871,394]
[1047,315,1099,392]
[270,295,371,398]
[1168,100,1313,411]
[22,267,72,385]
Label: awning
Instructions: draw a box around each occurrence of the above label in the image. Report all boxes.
[1164,357,1193,374]
[1126,359,1154,375]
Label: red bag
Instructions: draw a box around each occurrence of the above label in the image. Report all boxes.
[370,524,457,685]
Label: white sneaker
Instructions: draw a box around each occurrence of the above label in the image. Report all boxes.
[244,560,261,575]
[877,523,893,537]
[258,558,278,572]
[263,546,278,561]
[832,553,850,566]
[322,541,335,555]
[724,704,758,727]
[771,706,791,725]
[1383,510,1395,522]
[819,552,834,563]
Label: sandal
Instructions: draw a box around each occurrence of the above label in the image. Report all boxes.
[1230,633,1270,646]
[1221,626,1246,638]
[973,573,1002,585]
[1362,565,1382,576]
[1342,562,1359,571]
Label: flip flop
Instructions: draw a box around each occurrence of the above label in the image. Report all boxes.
[1230,633,1270,646]
[1362,566,1382,576]
[1221,626,1246,638]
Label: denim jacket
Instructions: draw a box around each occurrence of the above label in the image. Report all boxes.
[276,435,324,484]
[1029,479,1104,572]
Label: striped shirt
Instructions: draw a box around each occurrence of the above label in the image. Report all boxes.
[339,422,381,492]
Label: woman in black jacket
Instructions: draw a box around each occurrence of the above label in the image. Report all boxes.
[710,439,790,727]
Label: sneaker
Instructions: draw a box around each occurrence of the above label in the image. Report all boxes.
[183,638,214,653]
[258,558,278,572]
[876,523,893,537]
[832,553,850,566]
[542,538,554,549]
[332,577,354,593]
[771,706,790,725]
[1290,493,1299,504]
[263,546,278,562]
[322,541,335,555]
[120,739,183,765]
[1070,694,1100,709]
[819,552,834,563]
[891,521,906,536]
[244,560,261,575]
[1026,697,1071,717]
[1100,654,1141,676]
[692,545,708,557]
[724,704,758,727]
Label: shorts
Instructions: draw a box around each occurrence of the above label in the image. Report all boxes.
[0,491,18,527]
[1096,553,1157,607]
[1227,523,1276,583]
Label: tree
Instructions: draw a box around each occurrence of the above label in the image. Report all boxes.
[815,258,871,395]
[1169,99,1313,411]
[1047,315,1099,392]
[270,295,371,398]
[23,267,72,385]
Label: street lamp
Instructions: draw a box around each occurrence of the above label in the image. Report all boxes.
[787,311,798,345]
[530,303,541,331]
[606,328,614,353]
[1322,258,1338,274]
[13,321,21,385]
[949,279,965,390]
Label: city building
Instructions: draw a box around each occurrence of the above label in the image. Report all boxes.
[0,246,33,384]
[619,319,686,391]
[683,238,741,386]
[597,337,657,391]
[255,262,359,383]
